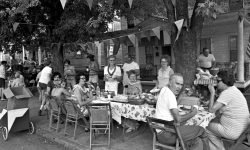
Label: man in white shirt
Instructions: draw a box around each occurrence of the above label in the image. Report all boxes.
[122,55,140,86]
[197,47,216,71]
[38,61,52,116]
[155,73,209,150]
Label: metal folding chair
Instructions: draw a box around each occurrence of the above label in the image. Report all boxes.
[48,96,62,132]
[64,100,89,140]
[147,117,186,150]
[89,102,112,150]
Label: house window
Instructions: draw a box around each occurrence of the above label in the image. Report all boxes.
[200,38,211,53]
[145,46,154,64]
[229,35,237,62]
[128,46,135,58]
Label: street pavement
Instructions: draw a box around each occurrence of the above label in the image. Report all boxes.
[0,90,249,150]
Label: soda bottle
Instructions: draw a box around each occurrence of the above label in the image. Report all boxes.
[96,83,100,97]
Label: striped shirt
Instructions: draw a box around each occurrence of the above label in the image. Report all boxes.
[214,86,250,139]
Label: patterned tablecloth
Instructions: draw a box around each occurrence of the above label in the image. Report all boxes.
[185,110,215,128]
[110,101,215,128]
[110,102,156,124]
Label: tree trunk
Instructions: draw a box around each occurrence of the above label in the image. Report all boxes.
[51,42,64,75]
[173,0,198,86]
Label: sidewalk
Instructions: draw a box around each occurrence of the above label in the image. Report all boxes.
[0,93,249,150]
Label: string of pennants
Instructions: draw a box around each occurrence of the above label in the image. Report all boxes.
[60,0,134,10]
[81,18,184,56]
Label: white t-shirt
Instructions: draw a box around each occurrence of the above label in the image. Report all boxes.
[157,66,174,88]
[155,86,177,121]
[197,54,215,68]
[38,66,52,84]
[122,61,139,85]
[0,65,5,79]
[104,66,121,95]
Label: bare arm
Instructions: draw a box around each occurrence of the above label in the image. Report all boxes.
[62,89,71,97]
[171,108,197,124]
[208,85,224,113]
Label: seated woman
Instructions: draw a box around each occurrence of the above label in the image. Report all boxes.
[72,74,93,116]
[126,70,142,95]
[9,71,25,87]
[122,70,141,133]
[207,70,250,150]
[51,79,71,101]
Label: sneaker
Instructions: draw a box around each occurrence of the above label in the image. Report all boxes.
[38,110,42,116]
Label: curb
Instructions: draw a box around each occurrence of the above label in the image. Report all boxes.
[36,127,87,150]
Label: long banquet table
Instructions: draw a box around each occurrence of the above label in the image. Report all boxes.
[92,99,215,128]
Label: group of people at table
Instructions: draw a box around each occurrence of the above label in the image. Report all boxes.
[33,49,250,150]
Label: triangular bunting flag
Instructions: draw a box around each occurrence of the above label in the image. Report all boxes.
[152,26,161,39]
[128,34,136,45]
[174,19,184,41]
[60,0,67,9]
[128,0,133,8]
[171,0,176,6]
[108,0,114,6]
[163,30,171,45]
[13,22,19,32]
[86,0,93,10]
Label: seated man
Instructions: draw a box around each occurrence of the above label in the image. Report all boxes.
[155,73,209,150]
[207,70,250,150]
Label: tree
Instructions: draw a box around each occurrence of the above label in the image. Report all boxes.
[110,0,224,85]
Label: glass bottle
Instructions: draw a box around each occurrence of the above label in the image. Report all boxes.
[96,83,100,97]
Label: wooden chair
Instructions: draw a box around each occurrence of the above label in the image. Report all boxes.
[222,124,250,150]
[63,100,89,140]
[88,102,112,150]
[49,96,62,132]
[146,117,186,150]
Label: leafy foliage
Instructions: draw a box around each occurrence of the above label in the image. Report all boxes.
[195,0,225,19]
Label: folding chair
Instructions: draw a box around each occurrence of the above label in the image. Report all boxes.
[64,100,89,140]
[222,124,250,150]
[89,102,112,150]
[49,96,62,132]
[146,117,186,150]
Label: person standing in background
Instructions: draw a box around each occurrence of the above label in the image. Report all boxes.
[0,61,7,100]
[197,47,216,71]
[155,56,174,89]
[38,60,52,116]
[87,54,99,85]
[122,55,140,88]
[104,55,122,95]
[64,59,76,88]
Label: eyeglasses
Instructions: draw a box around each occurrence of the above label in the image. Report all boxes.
[80,77,86,80]
[109,59,115,62]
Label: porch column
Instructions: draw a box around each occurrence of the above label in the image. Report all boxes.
[237,14,244,82]
[135,37,139,63]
